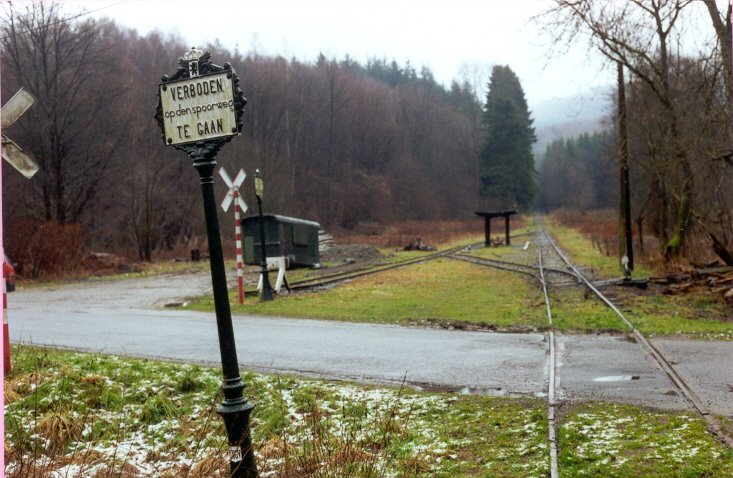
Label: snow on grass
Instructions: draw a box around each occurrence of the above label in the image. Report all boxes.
[559,402,733,477]
[6,346,552,477]
[10,346,731,477]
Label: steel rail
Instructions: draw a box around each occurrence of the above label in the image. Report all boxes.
[453,237,566,476]
[281,242,484,293]
[537,234,560,478]
[449,253,541,280]
[540,228,733,448]
[449,252,578,282]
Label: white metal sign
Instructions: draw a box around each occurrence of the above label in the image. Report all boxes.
[160,71,237,145]
[1,88,39,178]
[219,167,248,213]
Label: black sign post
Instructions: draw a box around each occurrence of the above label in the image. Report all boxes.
[155,48,258,478]
[253,169,274,302]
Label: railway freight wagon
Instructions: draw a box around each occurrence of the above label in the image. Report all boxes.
[242,214,320,268]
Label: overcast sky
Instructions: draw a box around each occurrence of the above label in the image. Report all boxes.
[74,0,614,109]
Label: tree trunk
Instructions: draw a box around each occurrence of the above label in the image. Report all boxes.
[709,232,733,266]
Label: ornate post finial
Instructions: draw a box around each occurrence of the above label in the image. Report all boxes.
[185,47,204,77]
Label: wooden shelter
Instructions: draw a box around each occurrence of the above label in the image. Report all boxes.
[475,210,518,247]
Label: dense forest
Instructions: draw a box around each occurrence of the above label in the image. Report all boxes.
[0,3,493,271]
[3,1,733,274]
[538,131,616,212]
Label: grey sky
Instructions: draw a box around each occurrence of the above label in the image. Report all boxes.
[76,0,613,108]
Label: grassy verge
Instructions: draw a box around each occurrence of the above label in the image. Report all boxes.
[7,346,732,477]
[544,216,733,338]
[197,246,733,336]
[5,345,549,477]
[193,258,547,331]
[19,260,210,290]
[559,402,733,477]
[550,288,628,332]
[468,241,537,266]
[544,218,654,280]
[624,291,733,339]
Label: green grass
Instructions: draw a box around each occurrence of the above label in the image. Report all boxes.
[550,288,629,332]
[544,220,655,279]
[625,292,733,339]
[195,246,733,336]
[468,241,537,266]
[559,402,733,477]
[7,345,732,477]
[201,258,548,330]
[5,345,550,477]
[543,218,733,338]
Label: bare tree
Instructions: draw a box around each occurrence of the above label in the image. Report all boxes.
[1,3,128,224]
[702,0,732,103]
[540,0,699,258]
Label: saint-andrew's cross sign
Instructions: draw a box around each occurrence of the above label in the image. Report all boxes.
[219,166,248,305]
[1,86,39,377]
[2,88,39,179]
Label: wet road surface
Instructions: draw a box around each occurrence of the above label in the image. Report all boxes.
[8,272,732,416]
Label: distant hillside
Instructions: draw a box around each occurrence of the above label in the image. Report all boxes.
[530,87,613,157]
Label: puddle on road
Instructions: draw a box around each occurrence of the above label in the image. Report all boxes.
[593,375,640,382]
[416,384,508,396]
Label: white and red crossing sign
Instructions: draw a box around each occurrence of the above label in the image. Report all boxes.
[2,88,39,179]
[1,86,40,379]
[219,167,248,304]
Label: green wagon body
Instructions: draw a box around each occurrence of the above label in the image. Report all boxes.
[242,214,320,267]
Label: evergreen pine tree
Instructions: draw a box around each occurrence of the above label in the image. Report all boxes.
[479,65,536,209]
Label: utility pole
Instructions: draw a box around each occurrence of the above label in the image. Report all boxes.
[617,62,633,278]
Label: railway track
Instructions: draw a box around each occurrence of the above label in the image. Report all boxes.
[249,228,732,466]
[450,235,568,476]
[537,232,561,478]
[282,242,484,293]
[452,227,733,474]
[538,229,733,450]
[450,252,578,285]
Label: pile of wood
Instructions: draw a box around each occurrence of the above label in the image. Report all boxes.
[650,266,733,302]
[318,230,334,252]
[404,237,435,251]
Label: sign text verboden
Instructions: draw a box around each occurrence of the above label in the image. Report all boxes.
[160,71,237,145]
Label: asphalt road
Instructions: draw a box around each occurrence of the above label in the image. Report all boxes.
[8,271,731,415]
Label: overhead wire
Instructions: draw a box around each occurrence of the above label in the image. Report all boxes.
[0,0,129,41]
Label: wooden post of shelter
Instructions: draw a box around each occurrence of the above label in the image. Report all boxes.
[475,210,517,247]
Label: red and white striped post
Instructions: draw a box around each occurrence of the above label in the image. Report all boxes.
[234,189,245,304]
[1,70,40,474]
[3,279,9,374]
[219,167,248,305]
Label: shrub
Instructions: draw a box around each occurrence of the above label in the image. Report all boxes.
[6,219,85,278]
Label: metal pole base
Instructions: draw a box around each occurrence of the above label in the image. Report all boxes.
[259,268,274,302]
[218,400,258,478]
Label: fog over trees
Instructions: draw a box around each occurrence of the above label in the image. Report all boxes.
[538,0,733,263]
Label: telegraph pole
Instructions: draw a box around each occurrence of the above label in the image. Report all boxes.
[617,62,633,277]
